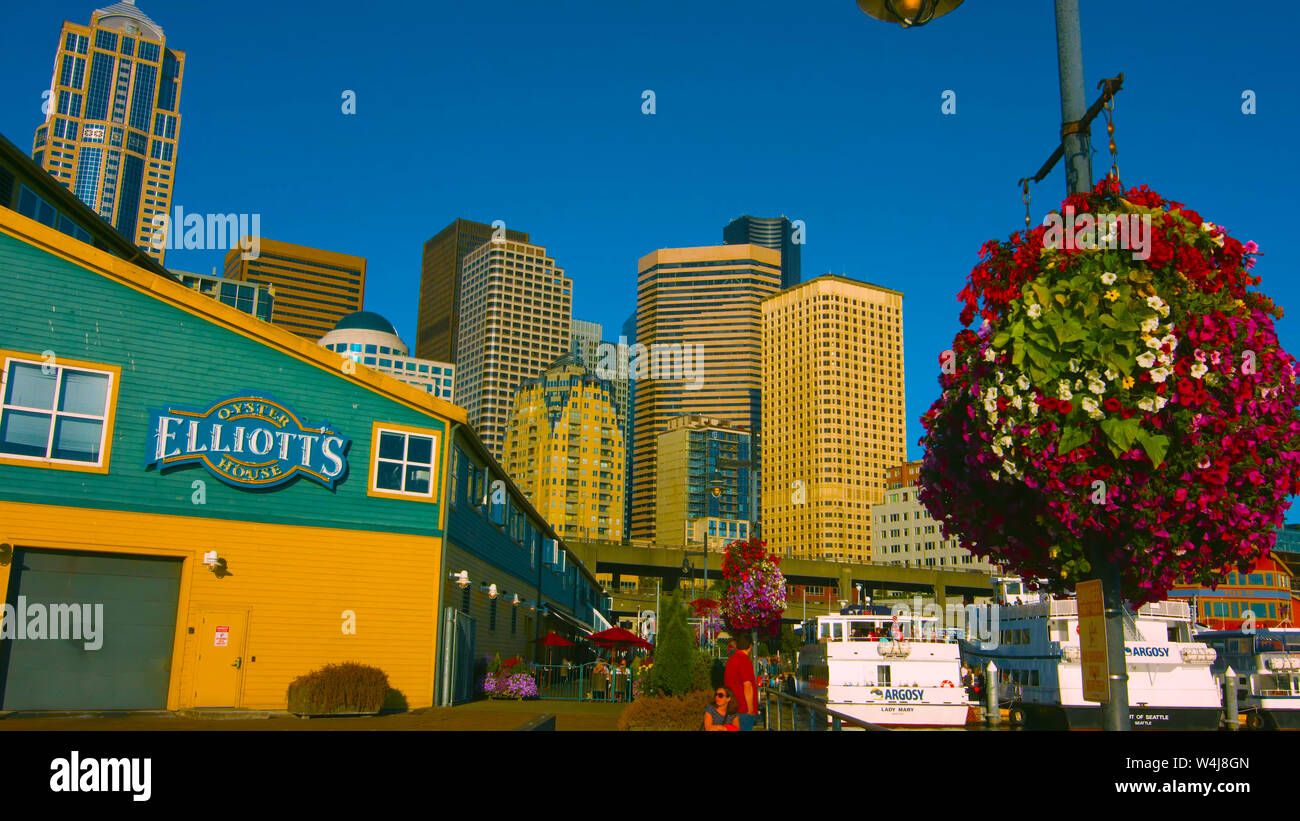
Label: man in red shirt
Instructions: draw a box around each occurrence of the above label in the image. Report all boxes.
[724,632,759,731]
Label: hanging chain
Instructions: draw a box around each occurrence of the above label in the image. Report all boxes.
[1102,84,1121,189]
[1022,179,1032,230]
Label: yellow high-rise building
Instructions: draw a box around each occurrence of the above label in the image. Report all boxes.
[31,1,184,264]
[502,354,624,542]
[224,238,366,341]
[629,244,780,541]
[762,275,906,562]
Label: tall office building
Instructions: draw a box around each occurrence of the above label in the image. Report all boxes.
[872,485,1000,573]
[572,319,629,458]
[629,244,781,541]
[502,354,624,542]
[762,275,905,562]
[31,1,184,263]
[415,219,530,363]
[723,215,801,289]
[621,310,637,544]
[223,238,365,340]
[655,415,755,550]
[454,237,572,458]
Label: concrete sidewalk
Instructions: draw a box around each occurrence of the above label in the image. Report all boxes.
[0,699,625,732]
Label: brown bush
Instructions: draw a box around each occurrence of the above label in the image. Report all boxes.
[287,662,389,715]
[617,690,713,731]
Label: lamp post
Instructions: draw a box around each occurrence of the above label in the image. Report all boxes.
[855,0,1127,731]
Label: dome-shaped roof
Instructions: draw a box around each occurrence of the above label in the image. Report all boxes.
[333,311,399,336]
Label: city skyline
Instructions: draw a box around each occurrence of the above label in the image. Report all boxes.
[4,2,1297,478]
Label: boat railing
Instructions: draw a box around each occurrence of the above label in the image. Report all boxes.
[759,687,889,732]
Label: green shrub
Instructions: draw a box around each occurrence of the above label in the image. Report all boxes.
[647,593,697,696]
[617,691,712,731]
[287,662,389,715]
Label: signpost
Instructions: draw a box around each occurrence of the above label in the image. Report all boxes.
[1077,579,1109,703]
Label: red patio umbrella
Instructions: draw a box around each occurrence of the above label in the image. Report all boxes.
[533,631,576,666]
[589,626,653,650]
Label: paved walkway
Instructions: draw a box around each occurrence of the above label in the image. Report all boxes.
[0,699,625,732]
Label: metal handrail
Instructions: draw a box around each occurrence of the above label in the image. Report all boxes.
[760,687,889,732]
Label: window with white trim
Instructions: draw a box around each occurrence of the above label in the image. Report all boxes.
[372,428,436,498]
[0,358,113,466]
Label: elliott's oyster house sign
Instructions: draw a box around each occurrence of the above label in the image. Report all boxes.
[145,393,350,489]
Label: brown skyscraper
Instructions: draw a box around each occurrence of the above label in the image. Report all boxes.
[415,219,529,363]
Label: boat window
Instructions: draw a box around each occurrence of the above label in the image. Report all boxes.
[878,665,890,686]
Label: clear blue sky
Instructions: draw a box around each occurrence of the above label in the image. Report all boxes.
[3,1,1298,484]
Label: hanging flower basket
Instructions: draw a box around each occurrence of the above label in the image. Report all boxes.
[718,538,786,632]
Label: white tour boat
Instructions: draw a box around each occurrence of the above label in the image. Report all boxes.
[797,612,974,727]
[961,587,1223,730]
[1197,627,1300,730]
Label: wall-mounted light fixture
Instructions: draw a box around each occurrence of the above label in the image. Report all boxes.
[481,583,499,599]
[450,570,470,589]
[203,551,228,575]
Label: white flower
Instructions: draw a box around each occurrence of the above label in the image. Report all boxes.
[1000,436,1012,447]
[1155,396,1169,411]
[1073,379,1083,391]
[1057,381,1073,401]
[1136,352,1157,368]
[1027,303,1042,319]
[995,370,1005,383]
[1002,460,1018,475]
[1104,368,1119,382]
[986,387,999,400]
[1100,272,1118,285]
[1145,336,1163,350]
[984,398,998,413]
[1088,410,1105,420]
[1069,360,1081,373]
[1141,317,1159,333]
[1011,395,1023,410]
[1150,367,1172,383]
[1160,334,1177,349]
[1157,353,1173,366]
[1002,384,1015,397]
[992,444,1004,457]
[1211,234,1225,248]
[1138,397,1155,412]
[984,347,996,362]
[1147,295,1165,311]
[1203,221,1216,233]
[1017,374,1031,391]
[1088,380,1106,395]
[990,471,1001,481]
[1082,397,1100,413]
[1158,305,1170,317]
[1190,362,1208,379]
[1029,402,1040,418]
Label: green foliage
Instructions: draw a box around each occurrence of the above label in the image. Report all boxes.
[287,662,389,715]
[646,593,697,696]
[618,690,712,731]
[779,625,801,659]
[487,653,503,675]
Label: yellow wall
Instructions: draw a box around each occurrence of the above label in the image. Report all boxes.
[0,501,441,710]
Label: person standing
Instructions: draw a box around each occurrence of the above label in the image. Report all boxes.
[725,632,759,731]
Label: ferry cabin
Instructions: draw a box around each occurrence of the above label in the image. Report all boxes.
[1198,628,1300,729]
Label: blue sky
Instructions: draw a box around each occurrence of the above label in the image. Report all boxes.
[3,1,1298,480]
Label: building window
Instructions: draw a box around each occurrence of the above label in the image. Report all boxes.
[367,423,440,502]
[0,353,119,472]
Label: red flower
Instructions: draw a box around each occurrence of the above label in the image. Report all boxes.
[1178,378,1195,396]
[1058,401,1074,414]
[1103,398,1122,412]
[1044,398,1060,412]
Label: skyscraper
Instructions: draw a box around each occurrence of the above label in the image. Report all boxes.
[502,353,624,542]
[223,238,365,341]
[31,1,184,264]
[723,215,801,289]
[655,415,755,550]
[629,244,780,541]
[762,275,905,562]
[572,319,629,461]
[415,219,530,363]
[454,237,572,458]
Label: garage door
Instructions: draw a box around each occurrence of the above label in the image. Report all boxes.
[0,548,183,710]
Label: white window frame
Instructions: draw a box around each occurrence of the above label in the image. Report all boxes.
[0,354,115,469]
[369,425,438,500]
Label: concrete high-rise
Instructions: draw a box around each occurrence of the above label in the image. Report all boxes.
[223,238,365,341]
[31,1,184,263]
[762,275,905,562]
[655,415,755,550]
[415,219,530,363]
[454,237,572,458]
[723,215,801,289]
[572,319,629,465]
[502,353,624,542]
[628,244,780,541]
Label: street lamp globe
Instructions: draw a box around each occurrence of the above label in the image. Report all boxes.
[856,0,964,28]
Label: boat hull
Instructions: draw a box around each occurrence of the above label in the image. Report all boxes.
[827,701,972,727]
[1023,704,1221,731]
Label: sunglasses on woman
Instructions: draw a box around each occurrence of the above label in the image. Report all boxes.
[715,691,729,699]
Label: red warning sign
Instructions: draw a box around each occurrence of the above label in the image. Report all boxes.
[214,625,230,647]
